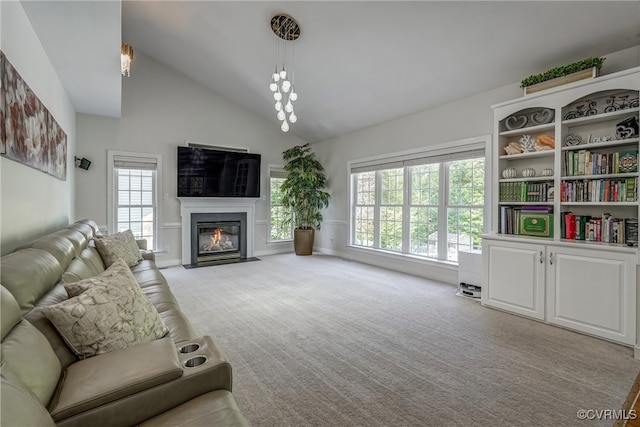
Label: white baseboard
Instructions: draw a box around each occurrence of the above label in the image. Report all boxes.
[316,246,458,285]
[156,258,182,268]
[254,247,294,257]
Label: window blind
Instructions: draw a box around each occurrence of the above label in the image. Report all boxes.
[113,155,158,171]
[350,142,485,174]
[270,168,288,179]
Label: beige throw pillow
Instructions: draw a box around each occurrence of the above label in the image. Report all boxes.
[94,229,143,267]
[42,259,168,358]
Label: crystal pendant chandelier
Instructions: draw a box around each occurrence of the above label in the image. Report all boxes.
[269,14,300,132]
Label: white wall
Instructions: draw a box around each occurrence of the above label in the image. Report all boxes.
[76,52,307,266]
[314,46,640,284]
[0,1,76,255]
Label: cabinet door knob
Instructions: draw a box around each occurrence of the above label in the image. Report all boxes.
[540,251,543,264]
[549,252,553,265]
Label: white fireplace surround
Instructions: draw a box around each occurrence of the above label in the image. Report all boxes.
[179,197,258,265]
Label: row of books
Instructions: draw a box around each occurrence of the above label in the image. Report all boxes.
[563,149,638,176]
[561,213,638,244]
[559,177,637,203]
[499,205,553,236]
[499,181,554,202]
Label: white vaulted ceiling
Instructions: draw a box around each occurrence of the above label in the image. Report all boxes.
[22,1,640,143]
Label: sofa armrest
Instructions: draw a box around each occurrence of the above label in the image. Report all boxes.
[136,239,148,250]
[49,337,183,421]
[140,250,156,262]
[55,336,233,427]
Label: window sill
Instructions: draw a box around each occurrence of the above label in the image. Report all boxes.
[345,245,459,270]
[267,239,293,245]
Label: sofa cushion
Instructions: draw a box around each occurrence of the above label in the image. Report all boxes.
[29,234,77,269]
[62,248,107,284]
[52,229,87,258]
[49,337,183,422]
[1,362,56,427]
[139,390,250,427]
[41,260,168,358]
[1,287,62,406]
[0,248,63,314]
[68,221,95,242]
[94,229,143,267]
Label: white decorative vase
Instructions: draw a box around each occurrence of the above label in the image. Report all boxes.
[542,168,553,176]
[502,167,517,179]
[522,168,536,178]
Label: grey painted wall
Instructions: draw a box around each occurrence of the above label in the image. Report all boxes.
[0,2,76,255]
[75,52,307,265]
[313,46,640,283]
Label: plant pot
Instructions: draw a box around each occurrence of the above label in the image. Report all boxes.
[294,229,315,256]
[524,67,598,95]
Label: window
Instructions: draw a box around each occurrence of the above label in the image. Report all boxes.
[269,167,293,242]
[350,137,487,263]
[108,151,161,251]
[447,158,484,260]
[380,168,403,251]
[410,163,439,258]
[354,171,375,247]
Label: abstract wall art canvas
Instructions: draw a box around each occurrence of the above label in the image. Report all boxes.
[1,51,67,180]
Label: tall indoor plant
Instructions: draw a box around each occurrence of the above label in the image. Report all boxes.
[281,143,330,255]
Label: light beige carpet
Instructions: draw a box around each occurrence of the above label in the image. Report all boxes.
[162,254,640,427]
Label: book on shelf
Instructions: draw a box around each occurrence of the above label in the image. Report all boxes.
[617,150,638,174]
[560,177,638,202]
[626,219,638,246]
[563,149,638,176]
[560,212,637,244]
[499,181,553,203]
[500,206,553,236]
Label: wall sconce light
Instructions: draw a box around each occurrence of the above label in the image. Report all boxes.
[75,157,91,170]
[121,43,134,77]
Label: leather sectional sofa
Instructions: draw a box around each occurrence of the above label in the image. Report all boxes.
[0,219,249,426]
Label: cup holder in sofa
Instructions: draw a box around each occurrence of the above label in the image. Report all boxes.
[178,343,201,354]
[183,355,208,368]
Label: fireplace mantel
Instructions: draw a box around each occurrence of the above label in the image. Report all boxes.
[179,197,258,265]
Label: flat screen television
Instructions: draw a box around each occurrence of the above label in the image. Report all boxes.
[177,146,261,198]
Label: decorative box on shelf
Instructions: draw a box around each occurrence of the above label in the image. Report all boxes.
[517,212,554,237]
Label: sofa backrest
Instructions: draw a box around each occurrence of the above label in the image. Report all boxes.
[0,220,106,369]
[63,247,106,283]
[0,248,63,314]
[1,286,62,408]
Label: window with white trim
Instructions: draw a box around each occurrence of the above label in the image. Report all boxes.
[269,167,293,242]
[350,138,487,263]
[108,151,161,251]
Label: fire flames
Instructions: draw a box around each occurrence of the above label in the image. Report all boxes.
[202,229,234,252]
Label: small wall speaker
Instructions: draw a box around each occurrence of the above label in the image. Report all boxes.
[75,157,91,170]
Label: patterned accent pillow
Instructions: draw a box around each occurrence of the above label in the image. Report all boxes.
[94,229,143,267]
[42,259,168,358]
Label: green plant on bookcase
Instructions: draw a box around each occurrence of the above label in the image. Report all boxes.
[520,57,605,88]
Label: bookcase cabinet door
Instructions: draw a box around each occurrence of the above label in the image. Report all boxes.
[546,246,636,345]
[482,239,546,320]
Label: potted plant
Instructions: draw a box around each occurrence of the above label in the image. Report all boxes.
[281,143,330,255]
[521,57,605,95]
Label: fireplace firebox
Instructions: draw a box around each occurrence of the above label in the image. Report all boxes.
[190,212,247,266]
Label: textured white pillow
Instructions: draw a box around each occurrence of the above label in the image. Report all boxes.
[42,259,168,358]
[94,229,143,267]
